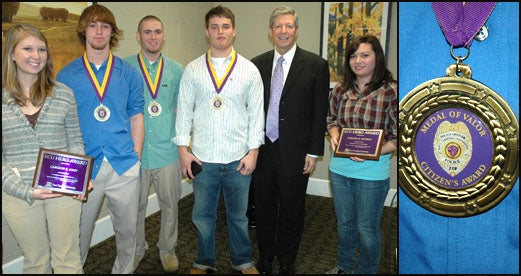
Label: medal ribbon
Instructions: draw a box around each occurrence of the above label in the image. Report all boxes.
[432,2,496,48]
[137,53,164,100]
[82,52,114,103]
[206,49,237,94]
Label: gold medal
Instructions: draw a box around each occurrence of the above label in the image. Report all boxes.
[83,52,114,123]
[148,101,162,116]
[206,49,236,111]
[211,96,224,110]
[399,61,519,217]
[400,3,518,217]
[94,104,110,122]
[138,53,164,116]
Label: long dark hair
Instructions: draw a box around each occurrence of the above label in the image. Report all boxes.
[342,35,393,92]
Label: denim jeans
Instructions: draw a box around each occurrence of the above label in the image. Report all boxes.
[329,171,389,274]
[192,161,255,271]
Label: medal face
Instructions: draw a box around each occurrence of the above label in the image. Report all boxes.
[399,64,519,217]
[211,96,224,110]
[148,101,162,116]
[94,104,110,122]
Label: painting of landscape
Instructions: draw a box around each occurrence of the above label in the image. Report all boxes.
[321,2,389,88]
[2,2,90,77]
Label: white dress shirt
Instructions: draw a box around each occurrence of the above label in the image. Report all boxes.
[173,49,265,163]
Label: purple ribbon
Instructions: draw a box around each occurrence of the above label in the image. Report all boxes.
[432,2,496,48]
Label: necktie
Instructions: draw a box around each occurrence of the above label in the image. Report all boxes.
[266,56,284,142]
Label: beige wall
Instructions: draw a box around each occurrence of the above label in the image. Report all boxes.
[2,2,397,268]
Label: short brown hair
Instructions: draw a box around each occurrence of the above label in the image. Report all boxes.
[137,15,164,32]
[205,5,235,28]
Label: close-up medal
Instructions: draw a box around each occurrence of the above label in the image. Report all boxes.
[399,2,519,217]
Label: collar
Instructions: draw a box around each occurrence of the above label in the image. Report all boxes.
[274,44,297,65]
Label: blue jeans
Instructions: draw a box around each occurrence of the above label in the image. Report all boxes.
[329,171,389,274]
[192,161,254,271]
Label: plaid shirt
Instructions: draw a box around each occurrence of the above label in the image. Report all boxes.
[327,81,398,144]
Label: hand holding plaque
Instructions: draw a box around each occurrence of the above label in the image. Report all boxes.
[334,128,385,160]
[32,148,93,196]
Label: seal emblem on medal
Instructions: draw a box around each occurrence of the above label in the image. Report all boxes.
[433,121,472,177]
[94,104,110,122]
[148,101,162,116]
[211,96,224,110]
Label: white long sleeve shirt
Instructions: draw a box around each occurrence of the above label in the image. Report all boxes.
[173,49,264,163]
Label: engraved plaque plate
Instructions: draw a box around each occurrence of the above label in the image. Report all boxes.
[334,128,385,160]
[32,148,93,195]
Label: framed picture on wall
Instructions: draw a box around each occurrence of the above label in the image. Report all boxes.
[321,2,391,88]
[1,2,92,78]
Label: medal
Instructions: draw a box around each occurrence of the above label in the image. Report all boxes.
[399,3,519,217]
[94,104,110,122]
[206,49,237,111]
[211,96,224,110]
[138,53,164,116]
[82,52,114,122]
[148,101,162,116]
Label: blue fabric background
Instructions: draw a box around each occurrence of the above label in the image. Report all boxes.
[399,2,519,274]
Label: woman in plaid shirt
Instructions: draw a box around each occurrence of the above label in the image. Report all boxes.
[325,35,397,274]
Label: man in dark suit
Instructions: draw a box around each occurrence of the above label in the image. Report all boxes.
[251,5,330,274]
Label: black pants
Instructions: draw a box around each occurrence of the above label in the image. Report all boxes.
[247,177,256,225]
[252,140,309,264]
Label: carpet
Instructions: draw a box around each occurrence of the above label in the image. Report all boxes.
[83,193,397,274]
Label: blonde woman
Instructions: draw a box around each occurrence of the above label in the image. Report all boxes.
[2,24,88,273]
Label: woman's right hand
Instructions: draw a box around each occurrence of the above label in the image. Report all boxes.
[32,188,63,200]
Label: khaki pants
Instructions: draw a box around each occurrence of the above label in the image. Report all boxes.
[2,191,83,274]
[136,161,182,257]
[79,160,140,274]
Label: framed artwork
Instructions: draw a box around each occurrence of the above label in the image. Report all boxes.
[2,2,91,78]
[321,2,391,88]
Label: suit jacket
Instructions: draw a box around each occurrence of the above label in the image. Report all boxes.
[251,46,330,175]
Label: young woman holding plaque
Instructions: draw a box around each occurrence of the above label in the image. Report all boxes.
[325,35,397,274]
[2,24,89,273]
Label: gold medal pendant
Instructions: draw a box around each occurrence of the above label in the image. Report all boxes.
[148,101,162,116]
[399,62,519,217]
[94,104,111,122]
[211,96,224,110]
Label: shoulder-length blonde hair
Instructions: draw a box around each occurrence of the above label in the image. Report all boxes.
[2,24,54,106]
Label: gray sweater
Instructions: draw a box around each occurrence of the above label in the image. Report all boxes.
[2,82,85,205]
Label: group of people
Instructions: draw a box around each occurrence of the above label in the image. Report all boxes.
[2,3,397,275]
